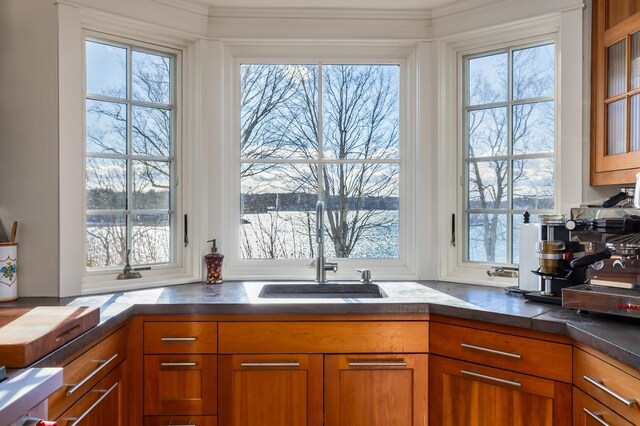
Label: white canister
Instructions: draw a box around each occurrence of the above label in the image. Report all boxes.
[0,243,17,301]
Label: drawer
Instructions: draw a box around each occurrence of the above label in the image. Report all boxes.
[55,361,125,426]
[574,348,640,425]
[49,325,128,419]
[144,416,217,426]
[574,387,634,426]
[144,321,217,354]
[144,354,217,415]
[430,322,572,382]
[218,321,428,353]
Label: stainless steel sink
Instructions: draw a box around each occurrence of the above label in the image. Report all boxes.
[258,283,387,298]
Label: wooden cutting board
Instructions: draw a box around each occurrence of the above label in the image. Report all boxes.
[0,306,100,367]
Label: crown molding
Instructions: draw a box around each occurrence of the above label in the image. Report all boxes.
[209,6,431,21]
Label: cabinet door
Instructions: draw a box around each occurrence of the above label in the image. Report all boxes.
[56,361,126,426]
[430,355,571,426]
[591,0,640,184]
[218,354,323,426]
[574,387,634,426]
[144,354,217,415]
[324,354,428,426]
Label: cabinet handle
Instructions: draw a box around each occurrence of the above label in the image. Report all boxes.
[161,362,197,367]
[461,343,522,359]
[460,370,521,387]
[240,362,301,367]
[66,353,119,396]
[67,382,119,426]
[583,376,637,407]
[582,408,611,426]
[348,362,407,367]
[160,337,197,341]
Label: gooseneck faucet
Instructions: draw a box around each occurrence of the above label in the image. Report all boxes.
[316,200,338,283]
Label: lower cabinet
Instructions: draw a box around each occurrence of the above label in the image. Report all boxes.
[144,416,217,426]
[324,354,428,426]
[218,354,323,426]
[429,355,571,426]
[573,387,634,426]
[144,354,217,416]
[56,361,127,426]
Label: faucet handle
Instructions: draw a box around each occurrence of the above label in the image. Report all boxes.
[357,268,372,284]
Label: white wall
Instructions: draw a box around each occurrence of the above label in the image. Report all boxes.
[0,0,60,297]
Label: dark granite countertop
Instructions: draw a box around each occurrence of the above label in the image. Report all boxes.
[3,280,639,371]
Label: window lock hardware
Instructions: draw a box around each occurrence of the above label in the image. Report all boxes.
[486,266,518,278]
[117,249,151,280]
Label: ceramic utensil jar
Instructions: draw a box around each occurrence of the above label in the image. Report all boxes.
[0,242,17,301]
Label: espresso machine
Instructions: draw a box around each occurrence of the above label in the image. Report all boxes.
[561,206,640,319]
[523,215,612,304]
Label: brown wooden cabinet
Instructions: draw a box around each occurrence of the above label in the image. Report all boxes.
[430,355,571,426]
[324,354,428,426]
[56,361,127,426]
[591,0,640,184]
[574,387,634,426]
[218,354,323,426]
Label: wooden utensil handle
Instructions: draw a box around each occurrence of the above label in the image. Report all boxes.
[9,221,17,243]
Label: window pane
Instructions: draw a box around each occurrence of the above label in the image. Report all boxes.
[468,53,507,106]
[468,213,507,263]
[132,51,171,104]
[241,163,318,259]
[86,41,126,98]
[513,158,554,210]
[86,214,126,268]
[468,160,508,209]
[513,44,555,100]
[513,101,554,155]
[86,100,127,154]
[133,161,170,210]
[608,99,626,155]
[468,107,507,157]
[132,214,170,264]
[240,64,317,160]
[132,106,171,157]
[86,158,127,210]
[608,39,626,98]
[323,164,399,259]
[322,65,400,160]
[632,32,640,90]
[632,95,640,151]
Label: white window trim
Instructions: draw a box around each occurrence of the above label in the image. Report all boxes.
[58,5,203,295]
[219,42,419,282]
[436,10,584,287]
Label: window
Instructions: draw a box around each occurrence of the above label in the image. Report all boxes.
[463,43,556,265]
[84,39,176,269]
[239,64,400,261]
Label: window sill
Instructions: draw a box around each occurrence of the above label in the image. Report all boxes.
[80,270,200,295]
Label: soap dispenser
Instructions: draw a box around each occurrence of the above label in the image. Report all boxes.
[204,239,224,284]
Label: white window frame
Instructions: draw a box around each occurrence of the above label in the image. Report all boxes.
[84,34,179,271]
[220,43,419,282]
[58,5,203,296]
[461,38,558,266]
[436,11,584,286]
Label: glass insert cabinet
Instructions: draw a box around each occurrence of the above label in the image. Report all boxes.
[592,0,640,185]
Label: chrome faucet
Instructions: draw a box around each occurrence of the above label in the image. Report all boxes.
[316,200,338,283]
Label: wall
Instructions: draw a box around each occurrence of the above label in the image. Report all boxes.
[0,0,60,296]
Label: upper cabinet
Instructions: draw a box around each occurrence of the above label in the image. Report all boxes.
[592,0,640,185]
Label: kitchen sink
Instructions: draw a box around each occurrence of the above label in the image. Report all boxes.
[258,283,387,298]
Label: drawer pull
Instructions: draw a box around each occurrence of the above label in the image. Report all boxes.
[583,408,611,426]
[461,343,522,359]
[460,370,521,387]
[160,337,197,341]
[66,353,119,396]
[348,362,408,367]
[583,376,637,407]
[161,362,197,367]
[67,382,119,426]
[240,362,301,367]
